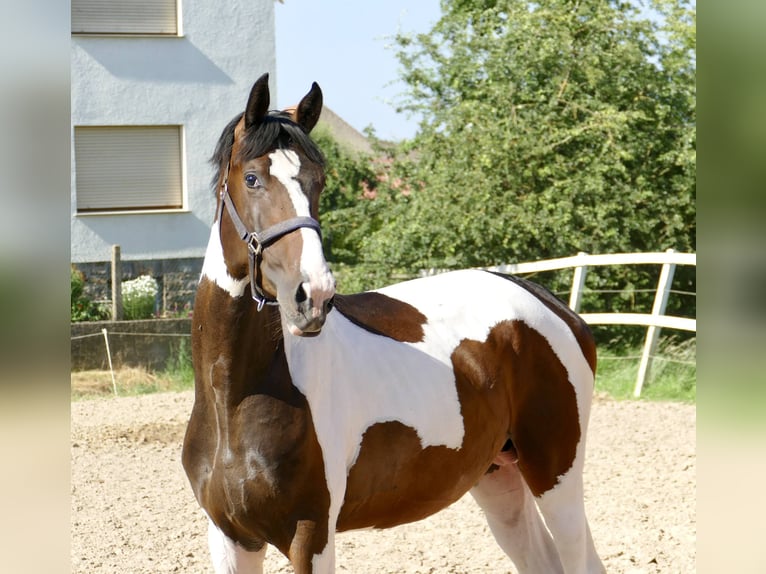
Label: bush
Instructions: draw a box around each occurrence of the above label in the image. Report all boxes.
[71,267,108,322]
[122,275,158,320]
[330,0,695,305]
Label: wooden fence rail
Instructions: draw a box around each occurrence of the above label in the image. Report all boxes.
[483,249,696,397]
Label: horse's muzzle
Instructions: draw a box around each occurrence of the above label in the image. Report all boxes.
[287,277,335,337]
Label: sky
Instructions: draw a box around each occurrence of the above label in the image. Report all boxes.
[274,1,442,142]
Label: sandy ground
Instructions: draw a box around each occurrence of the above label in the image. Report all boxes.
[71,391,695,573]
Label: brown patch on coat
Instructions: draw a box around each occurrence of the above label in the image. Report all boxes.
[487,271,597,373]
[338,421,490,530]
[469,319,582,496]
[333,292,427,343]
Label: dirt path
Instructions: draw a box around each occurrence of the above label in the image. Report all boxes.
[71,392,695,573]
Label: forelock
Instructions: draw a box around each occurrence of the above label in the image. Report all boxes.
[210,111,324,191]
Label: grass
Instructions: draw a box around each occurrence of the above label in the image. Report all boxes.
[595,337,696,402]
[71,339,195,400]
[71,367,194,400]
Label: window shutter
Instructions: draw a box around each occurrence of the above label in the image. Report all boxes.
[72,0,178,35]
[75,126,184,212]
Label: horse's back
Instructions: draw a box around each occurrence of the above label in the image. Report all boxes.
[369,269,594,373]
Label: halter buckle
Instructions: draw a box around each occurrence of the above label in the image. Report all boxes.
[254,293,267,312]
[246,234,264,257]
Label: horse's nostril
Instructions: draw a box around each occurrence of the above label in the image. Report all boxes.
[325,296,335,312]
[296,284,308,304]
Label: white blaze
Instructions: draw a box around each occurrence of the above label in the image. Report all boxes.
[268,149,334,306]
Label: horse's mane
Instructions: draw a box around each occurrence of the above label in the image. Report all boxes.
[210,111,325,190]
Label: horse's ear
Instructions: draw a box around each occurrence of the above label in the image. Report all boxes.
[294,82,323,133]
[245,73,271,130]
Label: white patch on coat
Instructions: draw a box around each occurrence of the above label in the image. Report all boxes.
[286,302,463,571]
[200,220,248,298]
[268,150,334,307]
[283,269,594,568]
[207,518,266,574]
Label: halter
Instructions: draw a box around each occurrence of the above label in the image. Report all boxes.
[218,162,322,311]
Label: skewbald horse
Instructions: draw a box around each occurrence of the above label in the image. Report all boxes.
[182,73,605,574]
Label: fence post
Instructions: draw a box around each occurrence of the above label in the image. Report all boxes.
[101,328,118,396]
[568,252,589,312]
[111,245,123,320]
[634,249,677,397]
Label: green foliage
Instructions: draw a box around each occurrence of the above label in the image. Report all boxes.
[161,336,195,388]
[121,275,158,320]
[71,266,108,322]
[385,0,694,262]
[313,0,696,348]
[312,127,395,292]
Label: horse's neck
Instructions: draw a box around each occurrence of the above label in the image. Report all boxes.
[195,225,285,403]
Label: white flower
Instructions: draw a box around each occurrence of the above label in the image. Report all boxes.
[122,275,158,319]
[122,275,158,299]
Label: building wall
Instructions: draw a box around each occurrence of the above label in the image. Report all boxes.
[71,0,276,263]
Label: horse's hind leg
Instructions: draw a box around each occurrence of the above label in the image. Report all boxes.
[470,459,564,573]
[208,519,267,574]
[533,462,604,574]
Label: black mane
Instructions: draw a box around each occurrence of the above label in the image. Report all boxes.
[210,111,325,190]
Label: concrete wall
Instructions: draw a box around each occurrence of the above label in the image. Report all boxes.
[71,319,192,371]
[73,257,202,313]
[71,0,276,263]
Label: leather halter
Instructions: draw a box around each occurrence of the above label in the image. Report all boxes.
[218,163,322,311]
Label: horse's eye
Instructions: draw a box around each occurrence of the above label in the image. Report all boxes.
[244,173,261,189]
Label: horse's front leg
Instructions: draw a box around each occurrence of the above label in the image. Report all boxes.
[288,519,335,574]
[208,519,267,574]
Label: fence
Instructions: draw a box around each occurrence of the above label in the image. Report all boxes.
[73,250,695,398]
[483,249,696,397]
[71,318,192,372]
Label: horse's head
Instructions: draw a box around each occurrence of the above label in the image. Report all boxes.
[212,73,335,336]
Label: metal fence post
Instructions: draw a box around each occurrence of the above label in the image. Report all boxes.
[634,249,677,397]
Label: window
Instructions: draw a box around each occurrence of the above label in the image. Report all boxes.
[72,0,179,35]
[74,126,184,213]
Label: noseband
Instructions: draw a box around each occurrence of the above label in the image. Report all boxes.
[218,165,322,311]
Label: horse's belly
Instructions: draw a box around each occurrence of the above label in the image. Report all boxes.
[336,418,498,531]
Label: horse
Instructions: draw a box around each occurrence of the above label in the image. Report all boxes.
[182,73,605,574]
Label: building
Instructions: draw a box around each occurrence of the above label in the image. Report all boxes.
[70,0,277,309]
[70,1,374,314]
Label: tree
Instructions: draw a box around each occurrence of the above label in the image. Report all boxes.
[339,0,693,298]
[312,127,393,292]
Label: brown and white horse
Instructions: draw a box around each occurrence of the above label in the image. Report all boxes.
[182,73,605,574]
